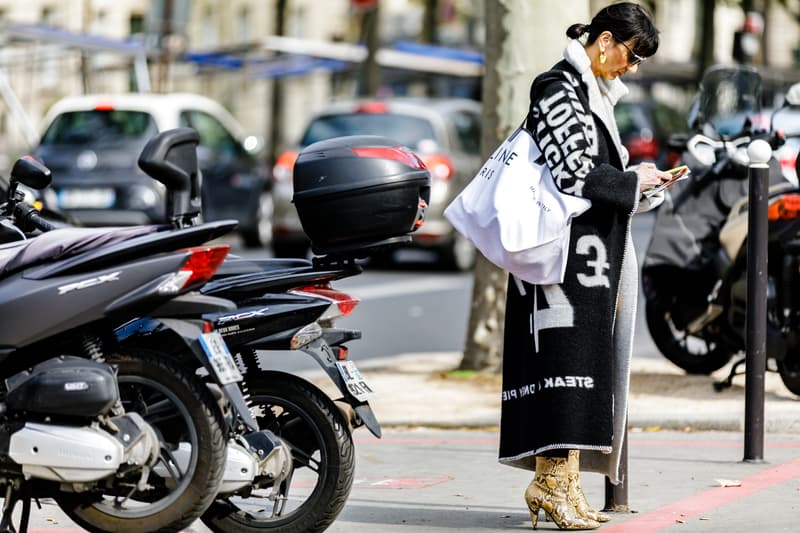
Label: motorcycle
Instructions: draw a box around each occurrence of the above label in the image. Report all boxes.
[0,146,259,532]
[642,64,800,395]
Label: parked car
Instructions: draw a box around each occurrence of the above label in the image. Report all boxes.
[33,93,272,247]
[271,97,482,270]
[615,99,687,169]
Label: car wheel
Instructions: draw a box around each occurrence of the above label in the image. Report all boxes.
[241,191,273,248]
[440,232,476,271]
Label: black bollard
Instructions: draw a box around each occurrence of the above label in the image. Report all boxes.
[743,139,771,462]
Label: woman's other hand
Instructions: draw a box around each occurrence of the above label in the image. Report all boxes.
[635,162,671,192]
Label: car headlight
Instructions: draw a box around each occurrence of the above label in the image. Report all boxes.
[128,185,161,209]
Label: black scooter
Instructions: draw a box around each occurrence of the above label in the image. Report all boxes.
[118,131,429,533]
[0,155,245,532]
[0,138,278,531]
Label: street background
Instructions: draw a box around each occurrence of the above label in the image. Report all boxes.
[2,1,800,531]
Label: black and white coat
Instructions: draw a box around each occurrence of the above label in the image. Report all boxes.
[498,40,662,484]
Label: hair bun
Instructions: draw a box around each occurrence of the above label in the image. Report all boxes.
[566,23,590,39]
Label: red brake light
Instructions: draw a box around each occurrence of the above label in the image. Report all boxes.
[272,150,298,183]
[351,146,425,170]
[290,283,360,317]
[768,194,800,221]
[356,102,388,114]
[421,154,454,181]
[180,245,230,289]
[94,102,115,111]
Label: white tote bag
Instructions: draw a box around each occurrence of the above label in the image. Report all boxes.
[444,127,591,285]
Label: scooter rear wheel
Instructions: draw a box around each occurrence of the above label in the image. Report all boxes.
[202,370,354,533]
[56,350,226,532]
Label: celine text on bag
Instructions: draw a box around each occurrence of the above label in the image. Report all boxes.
[443,126,591,284]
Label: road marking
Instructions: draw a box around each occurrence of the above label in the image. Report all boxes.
[353,475,453,489]
[600,455,800,532]
[355,436,499,445]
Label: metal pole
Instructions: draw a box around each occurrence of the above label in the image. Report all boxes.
[743,139,771,462]
[604,415,629,511]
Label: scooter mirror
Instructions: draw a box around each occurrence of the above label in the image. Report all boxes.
[785,83,800,107]
[138,128,201,225]
[10,156,51,190]
[138,128,199,193]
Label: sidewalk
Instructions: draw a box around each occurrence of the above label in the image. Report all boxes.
[307,352,800,433]
[303,353,800,532]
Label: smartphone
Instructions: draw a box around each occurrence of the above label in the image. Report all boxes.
[666,165,690,180]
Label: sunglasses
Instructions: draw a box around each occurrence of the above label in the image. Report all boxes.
[612,34,646,66]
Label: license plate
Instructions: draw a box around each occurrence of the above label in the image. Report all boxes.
[336,360,374,401]
[58,188,116,209]
[199,332,243,385]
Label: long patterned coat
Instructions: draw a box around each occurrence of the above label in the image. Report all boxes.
[498,40,661,484]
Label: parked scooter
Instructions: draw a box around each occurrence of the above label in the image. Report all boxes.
[119,132,430,532]
[642,64,800,395]
[0,155,243,532]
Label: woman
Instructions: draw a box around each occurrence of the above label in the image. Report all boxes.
[498,3,669,530]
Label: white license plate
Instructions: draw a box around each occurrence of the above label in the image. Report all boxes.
[58,188,116,209]
[199,332,243,385]
[336,360,374,401]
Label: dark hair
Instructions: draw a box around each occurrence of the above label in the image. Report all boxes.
[566,2,659,59]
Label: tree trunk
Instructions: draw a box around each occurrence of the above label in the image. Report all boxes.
[360,4,381,97]
[698,0,715,80]
[421,0,439,44]
[459,0,589,372]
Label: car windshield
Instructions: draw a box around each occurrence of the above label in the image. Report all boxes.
[40,110,157,146]
[300,113,436,148]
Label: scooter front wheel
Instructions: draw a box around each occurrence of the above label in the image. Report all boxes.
[645,297,735,375]
[202,370,355,533]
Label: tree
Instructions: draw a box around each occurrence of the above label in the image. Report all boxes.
[459,0,589,372]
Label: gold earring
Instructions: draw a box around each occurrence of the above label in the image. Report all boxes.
[599,51,606,64]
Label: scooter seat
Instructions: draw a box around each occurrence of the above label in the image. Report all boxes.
[0,225,162,278]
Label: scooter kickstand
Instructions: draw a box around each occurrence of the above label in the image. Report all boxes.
[713,356,746,392]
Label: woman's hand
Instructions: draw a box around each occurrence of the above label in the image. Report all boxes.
[635,162,671,193]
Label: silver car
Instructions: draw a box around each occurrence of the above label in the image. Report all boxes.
[271,97,482,270]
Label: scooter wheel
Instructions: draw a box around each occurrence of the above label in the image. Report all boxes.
[645,297,735,375]
[202,370,355,533]
[56,350,227,532]
[778,358,800,396]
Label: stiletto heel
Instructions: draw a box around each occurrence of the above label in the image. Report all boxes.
[523,455,600,530]
[527,501,540,528]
